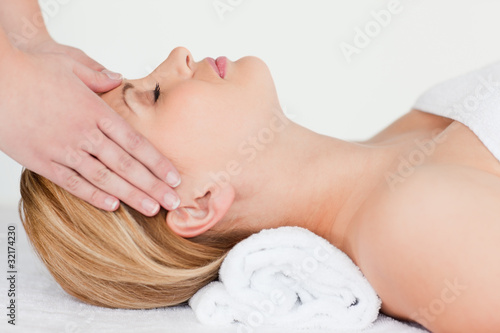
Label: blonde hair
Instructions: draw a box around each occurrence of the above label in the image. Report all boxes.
[19,169,252,309]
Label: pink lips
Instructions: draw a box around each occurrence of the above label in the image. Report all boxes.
[206,56,227,78]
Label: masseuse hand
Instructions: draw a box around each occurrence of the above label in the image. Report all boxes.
[20,36,112,73]
[0,38,181,216]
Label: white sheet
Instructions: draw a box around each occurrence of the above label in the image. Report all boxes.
[0,207,428,333]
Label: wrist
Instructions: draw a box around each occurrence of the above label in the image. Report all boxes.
[0,0,51,51]
[11,29,52,53]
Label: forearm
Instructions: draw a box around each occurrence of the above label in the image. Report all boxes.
[0,0,49,48]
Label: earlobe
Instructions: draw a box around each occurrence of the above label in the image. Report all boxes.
[166,184,235,238]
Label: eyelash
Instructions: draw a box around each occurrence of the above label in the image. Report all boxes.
[154,82,161,103]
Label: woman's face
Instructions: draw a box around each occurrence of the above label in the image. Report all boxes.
[102,47,281,188]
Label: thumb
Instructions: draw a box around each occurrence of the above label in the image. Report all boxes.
[73,62,123,93]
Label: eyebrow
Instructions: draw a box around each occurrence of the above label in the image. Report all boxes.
[122,82,135,112]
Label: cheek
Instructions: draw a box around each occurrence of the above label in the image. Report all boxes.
[164,83,243,135]
[145,90,230,169]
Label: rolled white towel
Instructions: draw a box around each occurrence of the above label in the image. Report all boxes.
[189,226,381,331]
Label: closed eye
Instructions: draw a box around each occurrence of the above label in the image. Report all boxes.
[154,82,161,103]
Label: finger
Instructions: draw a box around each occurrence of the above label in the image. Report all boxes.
[58,45,107,72]
[73,61,123,93]
[97,115,182,188]
[88,136,181,211]
[69,153,163,216]
[71,49,107,72]
[51,162,120,212]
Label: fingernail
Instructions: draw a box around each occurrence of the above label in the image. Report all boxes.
[142,198,160,215]
[164,193,181,210]
[105,197,119,210]
[166,172,181,188]
[102,69,123,81]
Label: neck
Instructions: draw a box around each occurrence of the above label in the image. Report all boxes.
[233,120,399,255]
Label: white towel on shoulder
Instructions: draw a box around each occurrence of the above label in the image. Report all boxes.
[414,60,500,162]
[189,227,381,331]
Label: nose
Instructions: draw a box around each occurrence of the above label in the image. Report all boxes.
[169,46,193,78]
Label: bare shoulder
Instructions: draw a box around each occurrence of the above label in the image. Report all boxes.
[349,165,500,332]
[362,109,453,144]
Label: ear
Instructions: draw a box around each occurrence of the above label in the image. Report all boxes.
[166,183,235,238]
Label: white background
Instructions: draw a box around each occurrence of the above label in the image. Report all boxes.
[1,0,500,207]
